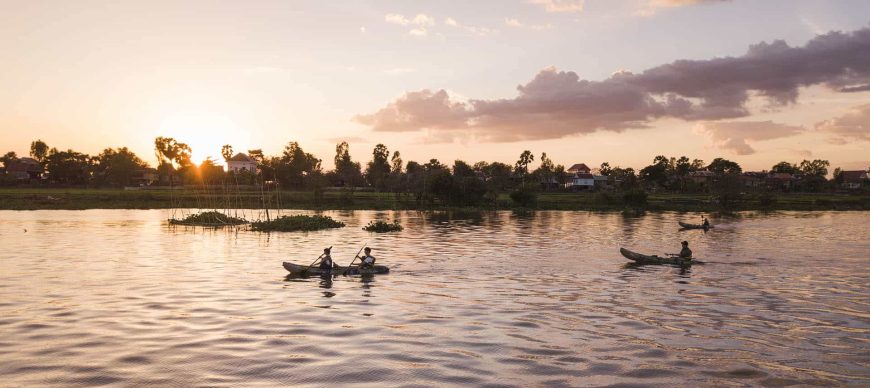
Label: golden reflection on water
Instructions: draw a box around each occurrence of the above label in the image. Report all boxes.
[0,210,868,386]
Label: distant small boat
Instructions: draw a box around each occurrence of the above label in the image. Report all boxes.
[678,221,713,229]
[619,248,698,265]
[283,261,390,276]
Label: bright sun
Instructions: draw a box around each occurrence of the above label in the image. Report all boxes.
[158,115,249,166]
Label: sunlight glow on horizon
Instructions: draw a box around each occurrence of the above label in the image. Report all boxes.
[157,115,252,165]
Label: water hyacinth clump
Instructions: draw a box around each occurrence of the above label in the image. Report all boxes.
[250,215,346,232]
[363,220,403,233]
[169,211,248,226]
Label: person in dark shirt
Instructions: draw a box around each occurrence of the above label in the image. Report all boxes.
[358,247,376,269]
[318,247,335,271]
[679,241,693,259]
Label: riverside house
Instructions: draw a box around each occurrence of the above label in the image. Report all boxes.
[841,170,869,190]
[227,153,257,173]
[4,157,43,181]
[565,163,594,190]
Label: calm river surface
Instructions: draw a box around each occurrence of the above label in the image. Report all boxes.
[1,210,868,387]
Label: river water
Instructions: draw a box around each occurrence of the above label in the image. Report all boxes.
[0,210,868,387]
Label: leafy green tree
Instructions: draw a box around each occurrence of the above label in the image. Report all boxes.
[533,152,555,190]
[799,159,830,177]
[221,144,234,163]
[598,162,612,176]
[30,140,49,164]
[1,151,18,167]
[365,143,391,190]
[707,158,742,176]
[331,141,363,187]
[45,148,92,184]
[639,155,670,188]
[514,150,534,186]
[277,141,321,189]
[770,161,798,175]
[93,147,149,187]
[475,161,512,192]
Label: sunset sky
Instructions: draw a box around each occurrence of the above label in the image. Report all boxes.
[1,0,868,172]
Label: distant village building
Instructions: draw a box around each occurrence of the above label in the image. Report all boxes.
[227,153,257,173]
[688,170,714,187]
[841,170,869,189]
[740,172,766,188]
[4,157,43,181]
[565,163,594,189]
[131,168,158,186]
[766,173,797,191]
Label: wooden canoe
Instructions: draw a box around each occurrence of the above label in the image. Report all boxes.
[620,248,697,265]
[282,261,390,276]
[678,221,713,229]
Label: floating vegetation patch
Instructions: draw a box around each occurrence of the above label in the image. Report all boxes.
[169,211,248,226]
[363,220,403,233]
[250,215,345,232]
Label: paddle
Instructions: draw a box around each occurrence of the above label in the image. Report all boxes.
[341,242,368,275]
[301,246,332,276]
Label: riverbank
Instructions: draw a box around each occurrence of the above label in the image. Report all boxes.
[1,188,868,211]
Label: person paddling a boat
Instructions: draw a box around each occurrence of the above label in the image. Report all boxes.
[318,247,335,271]
[358,247,376,269]
[679,241,693,259]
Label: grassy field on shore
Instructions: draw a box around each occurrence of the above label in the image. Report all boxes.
[1,187,868,211]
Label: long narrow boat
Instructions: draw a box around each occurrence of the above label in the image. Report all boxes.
[619,248,698,265]
[283,261,390,276]
[678,221,713,229]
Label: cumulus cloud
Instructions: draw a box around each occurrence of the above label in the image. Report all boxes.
[504,18,553,30]
[444,17,496,36]
[529,0,584,13]
[815,103,870,143]
[353,89,470,132]
[356,27,870,142]
[385,13,436,36]
[638,0,731,16]
[695,121,805,155]
[649,0,730,7]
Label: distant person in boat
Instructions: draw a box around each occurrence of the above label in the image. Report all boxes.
[679,241,693,259]
[319,247,335,271]
[358,247,376,269]
[702,216,710,228]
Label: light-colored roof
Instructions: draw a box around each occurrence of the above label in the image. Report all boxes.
[228,153,254,162]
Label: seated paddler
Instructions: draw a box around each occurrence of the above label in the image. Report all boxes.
[359,247,376,269]
[679,241,692,259]
[319,247,335,271]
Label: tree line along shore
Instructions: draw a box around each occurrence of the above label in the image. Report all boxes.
[1,137,868,212]
[0,188,867,211]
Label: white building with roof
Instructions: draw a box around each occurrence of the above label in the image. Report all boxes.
[227,153,257,173]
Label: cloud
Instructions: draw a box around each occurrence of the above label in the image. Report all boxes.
[815,103,870,143]
[637,0,731,16]
[444,17,497,36]
[385,13,410,26]
[353,89,470,132]
[695,121,804,155]
[504,18,553,30]
[529,0,584,13]
[649,0,730,7]
[356,27,870,142]
[385,13,435,36]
